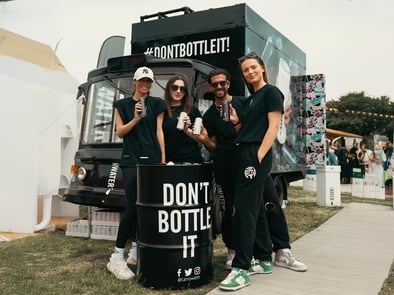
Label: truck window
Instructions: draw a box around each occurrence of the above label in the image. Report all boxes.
[82,80,119,144]
[193,72,212,115]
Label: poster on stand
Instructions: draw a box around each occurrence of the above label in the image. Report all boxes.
[291,74,326,168]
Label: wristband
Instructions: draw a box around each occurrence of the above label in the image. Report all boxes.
[233,121,241,128]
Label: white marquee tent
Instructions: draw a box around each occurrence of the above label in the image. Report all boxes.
[0,28,81,233]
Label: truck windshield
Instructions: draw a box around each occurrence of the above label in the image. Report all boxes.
[82,79,122,144]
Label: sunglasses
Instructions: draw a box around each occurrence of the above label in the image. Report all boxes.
[238,52,264,64]
[210,80,228,88]
[170,85,186,93]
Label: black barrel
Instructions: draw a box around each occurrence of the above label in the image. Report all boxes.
[136,164,214,289]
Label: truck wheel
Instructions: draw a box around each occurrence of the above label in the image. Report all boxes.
[273,176,288,208]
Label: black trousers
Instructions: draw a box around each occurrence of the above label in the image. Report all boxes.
[263,176,290,252]
[213,150,236,250]
[231,144,272,270]
[115,167,137,249]
[214,149,291,254]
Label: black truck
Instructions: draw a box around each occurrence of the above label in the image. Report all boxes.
[62,4,311,209]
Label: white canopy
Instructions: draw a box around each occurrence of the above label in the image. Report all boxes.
[0,28,80,233]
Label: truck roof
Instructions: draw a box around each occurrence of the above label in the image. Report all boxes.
[86,54,214,81]
[133,4,245,40]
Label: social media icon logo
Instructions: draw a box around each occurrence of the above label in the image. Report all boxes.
[184,268,192,277]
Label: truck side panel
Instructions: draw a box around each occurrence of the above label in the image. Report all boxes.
[131,3,306,175]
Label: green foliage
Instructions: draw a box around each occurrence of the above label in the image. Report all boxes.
[326,92,394,142]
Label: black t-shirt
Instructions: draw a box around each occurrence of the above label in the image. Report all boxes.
[237,84,284,143]
[113,95,166,166]
[203,96,246,151]
[163,105,202,163]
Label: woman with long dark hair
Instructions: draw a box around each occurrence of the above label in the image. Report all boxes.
[163,74,202,163]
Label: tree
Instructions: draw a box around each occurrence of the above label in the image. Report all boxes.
[326,92,394,144]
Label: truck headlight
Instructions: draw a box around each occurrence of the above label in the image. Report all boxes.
[77,167,87,182]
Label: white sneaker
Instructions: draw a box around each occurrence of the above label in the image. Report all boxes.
[219,268,251,291]
[274,249,308,272]
[224,249,235,270]
[127,242,137,265]
[107,254,135,280]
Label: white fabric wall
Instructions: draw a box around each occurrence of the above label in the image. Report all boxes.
[0,55,79,232]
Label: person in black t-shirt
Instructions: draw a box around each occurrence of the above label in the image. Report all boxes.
[107,66,166,280]
[198,68,245,271]
[219,54,306,291]
[163,74,202,163]
[348,140,360,178]
[201,69,307,281]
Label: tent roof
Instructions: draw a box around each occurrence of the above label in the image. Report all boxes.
[0,28,66,72]
[326,128,363,140]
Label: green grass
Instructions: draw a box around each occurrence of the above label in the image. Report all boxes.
[0,187,392,295]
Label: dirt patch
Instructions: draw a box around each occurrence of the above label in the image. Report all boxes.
[0,232,38,241]
[0,216,79,241]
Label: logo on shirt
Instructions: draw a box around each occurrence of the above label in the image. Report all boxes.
[244,166,256,179]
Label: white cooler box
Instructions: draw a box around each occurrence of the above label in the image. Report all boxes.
[316,166,341,206]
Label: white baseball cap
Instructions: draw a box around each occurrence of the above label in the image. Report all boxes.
[133,66,154,81]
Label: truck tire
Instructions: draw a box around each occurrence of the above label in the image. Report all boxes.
[273,175,288,208]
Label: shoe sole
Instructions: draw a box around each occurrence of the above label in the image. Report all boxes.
[127,257,137,265]
[106,263,135,280]
[274,261,308,272]
[219,281,251,291]
[249,269,272,276]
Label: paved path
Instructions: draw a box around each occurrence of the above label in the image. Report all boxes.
[208,202,394,295]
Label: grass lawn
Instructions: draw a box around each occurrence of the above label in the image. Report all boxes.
[0,187,392,295]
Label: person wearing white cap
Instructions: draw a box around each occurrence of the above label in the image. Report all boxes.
[133,66,154,81]
[107,66,166,280]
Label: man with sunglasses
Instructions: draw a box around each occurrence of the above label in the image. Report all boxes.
[199,68,245,271]
[199,68,307,276]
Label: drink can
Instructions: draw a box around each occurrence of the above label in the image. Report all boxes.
[193,117,202,135]
[222,101,230,121]
[140,98,147,117]
[176,111,187,130]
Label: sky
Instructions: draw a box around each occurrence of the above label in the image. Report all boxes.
[1,0,394,101]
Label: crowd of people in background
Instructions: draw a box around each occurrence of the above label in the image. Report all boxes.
[327,137,393,183]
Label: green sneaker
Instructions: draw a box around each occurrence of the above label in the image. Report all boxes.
[219,267,251,291]
[248,258,272,275]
